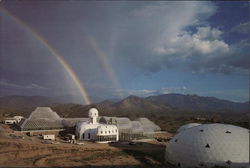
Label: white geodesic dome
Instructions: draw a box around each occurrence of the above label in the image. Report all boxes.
[177,123,201,133]
[166,124,249,168]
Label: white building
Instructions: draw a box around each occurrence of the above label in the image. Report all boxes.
[43,134,55,140]
[3,116,24,124]
[76,108,119,143]
[3,119,17,124]
[166,123,249,168]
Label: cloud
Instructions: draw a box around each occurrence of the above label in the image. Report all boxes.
[3,1,247,77]
[113,2,248,74]
[231,21,250,34]
[109,89,155,98]
[155,26,229,56]
[111,86,189,98]
[0,80,47,90]
[154,87,189,95]
[1,1,248,99]
[199,89,249,102]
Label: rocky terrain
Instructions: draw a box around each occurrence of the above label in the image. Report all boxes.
[0,124,171,168]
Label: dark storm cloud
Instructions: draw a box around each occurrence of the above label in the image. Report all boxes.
[1,1,249,99]
[2,1,248,76]
[111,3,249,74]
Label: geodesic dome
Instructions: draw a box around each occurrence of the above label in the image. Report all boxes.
[177,123,201,133]
[165,124,249,168]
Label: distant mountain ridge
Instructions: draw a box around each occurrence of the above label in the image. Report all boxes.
[145,93,249,113]
[0,94,248,117]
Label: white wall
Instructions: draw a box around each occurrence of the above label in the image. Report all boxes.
[43,134,55,140]
[4,120,16,124]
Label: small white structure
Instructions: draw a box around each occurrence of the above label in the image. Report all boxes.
[43,134,55,141]
[13,116,24,123]
[64,134,76,141]
[166,124,249,168]
[76,108,118,143]
[3,116,24,124]
[3,119,17,124]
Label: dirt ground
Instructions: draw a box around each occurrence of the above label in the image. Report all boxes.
[0,124,174,168]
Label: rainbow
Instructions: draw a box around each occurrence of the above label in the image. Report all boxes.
[1,8,91,104]
[89,36,122,97]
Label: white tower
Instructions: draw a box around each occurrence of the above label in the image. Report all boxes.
[88,108,99,124]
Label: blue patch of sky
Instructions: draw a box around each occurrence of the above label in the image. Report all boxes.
[208,1,249,44]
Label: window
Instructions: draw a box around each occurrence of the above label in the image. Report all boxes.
[88,133,90,139]
[101,131,103,134]
[200,129,204,132]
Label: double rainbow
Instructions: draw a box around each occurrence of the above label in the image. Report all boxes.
[1,8,91,104]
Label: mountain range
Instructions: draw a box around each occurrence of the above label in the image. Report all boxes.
[0,94,248,118]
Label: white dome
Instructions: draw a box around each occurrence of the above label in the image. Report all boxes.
[177,123,201,133]
[88,108,99,117]
[166,124,249,168]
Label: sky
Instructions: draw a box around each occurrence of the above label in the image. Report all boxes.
[0,1,249,103]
